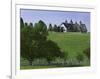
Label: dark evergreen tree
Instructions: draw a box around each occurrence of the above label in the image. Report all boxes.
[79,21,82,25]
[57,26,61,32]
[53,24,58,32]
[29,22,33,28]
[48,23,53,31]
[79,21,87,33]
[65,20,68,24]
[73,22,79,32]
[61,27,64,32]
[24,22,28,27]
[20,17,24,28]
[70,19,73,24]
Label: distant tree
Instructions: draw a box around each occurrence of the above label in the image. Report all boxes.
[57,26,61,32]
[24,22,28,27]
[61,27,64,32]
[65,20,68,24]
[48,23,53,31]
[53,24,58,32]
[20,17,24,28]
[29,22,33,28]
[69,20,74,32]
[74,22,81,32]
[79,21,82,25]
[70,19,73,24]
[79,21,87,33]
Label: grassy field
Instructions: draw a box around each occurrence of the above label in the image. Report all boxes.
[48,32,90,58]
[21,32,90,69]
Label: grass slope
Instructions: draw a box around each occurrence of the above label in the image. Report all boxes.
[48,32,90,58]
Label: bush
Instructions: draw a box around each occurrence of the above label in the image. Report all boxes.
[83,47,90,59]
[76,53,84,64]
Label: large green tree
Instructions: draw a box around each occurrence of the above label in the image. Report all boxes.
[33,20,48,41]
[21,20,48,65]
[21,18,66,66]
[21,22,39,65]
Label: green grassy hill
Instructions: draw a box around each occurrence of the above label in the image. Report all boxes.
[48,32,90,58]
[21,32,90,69]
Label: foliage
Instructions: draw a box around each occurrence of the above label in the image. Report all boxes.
[20,18,65,66]
[21,22,38,65]
[76,53,84,63]
[61,27,65,32]
[33,20,48,41]
[20,17,24,28]
[42,40,65,64]
[83,47,90,59]
[21,19,49,65]
[48,23,53,31]
[53,24,58,32]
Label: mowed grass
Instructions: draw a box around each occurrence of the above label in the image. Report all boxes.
[48,32,90,58]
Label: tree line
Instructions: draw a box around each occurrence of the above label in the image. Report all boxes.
[48,23,65,32]
[48,20,88,33]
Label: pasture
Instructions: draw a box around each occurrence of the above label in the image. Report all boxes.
[48,32,90,58]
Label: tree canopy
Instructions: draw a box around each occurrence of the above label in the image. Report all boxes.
[20,18,65,65]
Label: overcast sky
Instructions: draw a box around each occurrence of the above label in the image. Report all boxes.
[20,9,90,32]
